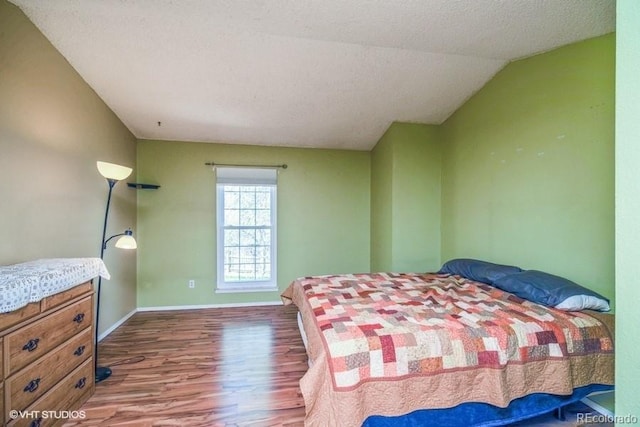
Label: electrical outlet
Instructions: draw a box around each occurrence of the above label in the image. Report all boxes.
[188,280,195,289]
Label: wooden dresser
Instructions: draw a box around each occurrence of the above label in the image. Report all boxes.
[1,281,95,427]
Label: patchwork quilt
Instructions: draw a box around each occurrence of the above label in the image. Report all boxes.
[295,273,612,391]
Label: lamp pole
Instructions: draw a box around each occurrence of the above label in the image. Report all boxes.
[95,161,134,384]
[95,177,117,383]
[100,179,117,259]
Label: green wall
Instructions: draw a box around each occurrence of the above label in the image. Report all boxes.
[0,0,137,336]
[370,126,396,271]
[371,122,441,272]
[136,140,370,307]
[440,34,615,305]
[615,0,640,418]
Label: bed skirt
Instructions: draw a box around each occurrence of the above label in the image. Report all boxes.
[362,384,613,427]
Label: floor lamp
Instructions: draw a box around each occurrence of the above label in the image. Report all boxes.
[96,161,137,383]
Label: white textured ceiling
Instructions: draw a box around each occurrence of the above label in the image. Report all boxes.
[10,0,615,150]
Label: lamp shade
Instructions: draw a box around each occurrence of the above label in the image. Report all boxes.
[115,233,137,250]
[97,161,133,181]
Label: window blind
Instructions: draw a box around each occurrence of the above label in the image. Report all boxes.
[215,167,278,185]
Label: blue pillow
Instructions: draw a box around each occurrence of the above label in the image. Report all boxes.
[492,270,610,312]
[438,258,523,284]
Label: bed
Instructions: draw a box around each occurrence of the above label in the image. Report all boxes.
[281,269,614,427]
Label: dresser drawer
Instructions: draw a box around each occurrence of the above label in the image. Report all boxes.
[8,359,93,427]
[6,328,92,416]
[5,297,92,376]
[1,381,4,427]
[41,282,93,312]
[0,303,40,333]
[1,336,4,422]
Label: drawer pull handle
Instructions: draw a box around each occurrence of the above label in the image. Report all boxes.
[73,312,85,323]
[23,377,41,393]
[75,377,87,389]
[22,338,40,352]
[74,345,86,356]
[30,419,43,427]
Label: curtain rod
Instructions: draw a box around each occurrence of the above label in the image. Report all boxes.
[205,162,287,169]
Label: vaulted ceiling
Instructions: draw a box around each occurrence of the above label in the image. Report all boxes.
[11,0,615,150]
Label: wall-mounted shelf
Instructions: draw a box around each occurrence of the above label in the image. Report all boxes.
[127,183,160,190]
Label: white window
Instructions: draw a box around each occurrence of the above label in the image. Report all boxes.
[216,168,277,292]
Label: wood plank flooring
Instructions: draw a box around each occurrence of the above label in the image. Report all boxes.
[64,305,610,427]
[64,305,307,426]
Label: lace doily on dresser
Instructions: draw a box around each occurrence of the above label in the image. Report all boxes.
[0,258,110,314]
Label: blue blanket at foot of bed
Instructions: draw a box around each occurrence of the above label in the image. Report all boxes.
[362,384,613,427]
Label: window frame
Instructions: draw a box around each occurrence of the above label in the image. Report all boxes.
[215,180,278,293]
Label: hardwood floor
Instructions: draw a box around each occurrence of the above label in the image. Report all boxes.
[65,305,307,426]
[64,305,610,427]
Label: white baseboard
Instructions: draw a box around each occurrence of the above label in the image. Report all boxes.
[136,300,283,312]
[98,308,137,342]
[97,301,283,341]
[581,394,614,418]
